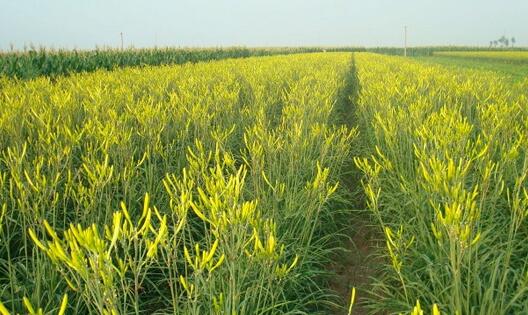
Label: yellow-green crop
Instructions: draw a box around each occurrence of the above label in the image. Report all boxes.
[0,52,357,314]
[434,50,528,63]
[3,47,524,315]
[354,52,528,314]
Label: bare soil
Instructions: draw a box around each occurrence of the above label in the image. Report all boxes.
[328,220,382,315]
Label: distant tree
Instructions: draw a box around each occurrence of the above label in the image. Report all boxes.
[498,36,506,47]
[489,41,493,48]
[512,37,516,47]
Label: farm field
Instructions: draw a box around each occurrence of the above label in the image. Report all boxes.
[0,50,527,315]
[414,52,528,82]
[0,47,364,80]
[353,53,528,314]
[433,51,528,62]
[0,52,358,314]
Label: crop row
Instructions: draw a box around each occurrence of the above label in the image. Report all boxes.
[2,49,524,314]
[367,46,528,57]
[5,45,526,80]
[0,47,365,80]
[354,53,528,314]
[0,53,356,314]
[434,50,528,63]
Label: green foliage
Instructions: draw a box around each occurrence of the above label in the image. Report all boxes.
[433,51,528,63]
[354,53,528,314]
[0,53,357,314]
[413,55,528,83]
[0,47,365,80]
[367,46,528,57]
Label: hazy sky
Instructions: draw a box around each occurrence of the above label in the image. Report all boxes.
[1,0,527,50]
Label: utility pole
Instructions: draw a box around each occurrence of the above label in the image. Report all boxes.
[120,32,124,50]
[404,25,408,57]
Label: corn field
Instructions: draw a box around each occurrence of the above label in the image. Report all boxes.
[0,47,364,80]
[0,49,526,314]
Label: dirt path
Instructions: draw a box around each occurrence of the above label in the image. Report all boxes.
[328,217,381,315]
[327,54,382,314]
